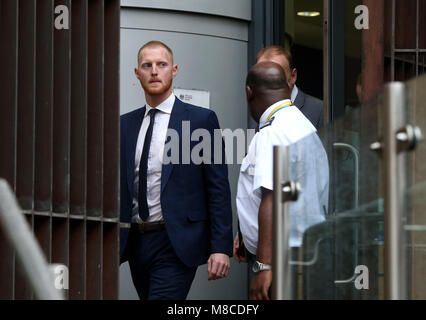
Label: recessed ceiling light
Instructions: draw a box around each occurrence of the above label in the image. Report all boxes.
[297,11,321,17]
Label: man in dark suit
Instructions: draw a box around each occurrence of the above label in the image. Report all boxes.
[256,46,324,130]
[120,41,233,300]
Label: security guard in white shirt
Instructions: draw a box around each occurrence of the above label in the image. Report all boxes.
[233,61,329,300]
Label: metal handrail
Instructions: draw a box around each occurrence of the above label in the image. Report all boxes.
[272,145,296,300]
[333,142,360,209]
[0,179,63,300]
[382,82,407,300]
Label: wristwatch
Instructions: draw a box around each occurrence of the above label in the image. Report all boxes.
[252,261,272,274]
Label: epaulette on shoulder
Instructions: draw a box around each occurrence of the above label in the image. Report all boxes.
[259,117,275,130]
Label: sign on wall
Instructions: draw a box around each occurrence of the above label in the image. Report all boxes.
[173,88,210,109]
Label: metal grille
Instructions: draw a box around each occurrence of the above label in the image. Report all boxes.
[386,0,426,81]
[0,0,120,299]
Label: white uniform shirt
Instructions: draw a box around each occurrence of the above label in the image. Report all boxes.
[236,99,329,255]
[132,93,175,223]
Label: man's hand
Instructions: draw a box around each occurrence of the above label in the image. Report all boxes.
[249,271,272,300]
[249,188,273,300]
[207,253,230,280]
[233,234,247,263]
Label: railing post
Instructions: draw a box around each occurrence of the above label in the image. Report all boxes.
[0,179,63,300]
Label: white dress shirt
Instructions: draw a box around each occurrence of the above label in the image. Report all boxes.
[236,99,329,255]
[291,84,299,103]
[132,93,175,223]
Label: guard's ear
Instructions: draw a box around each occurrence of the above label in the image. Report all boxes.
[246,85,253,101]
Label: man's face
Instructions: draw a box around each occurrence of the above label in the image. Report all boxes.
[257,54,297,91]
[135,46,177,97]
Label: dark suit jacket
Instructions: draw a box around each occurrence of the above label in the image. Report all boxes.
[120,97,233,267]
[294,89,324,130]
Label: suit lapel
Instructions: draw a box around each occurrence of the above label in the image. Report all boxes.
[294,89,306,111]
[126,107,145,196]
[161,98,187,193]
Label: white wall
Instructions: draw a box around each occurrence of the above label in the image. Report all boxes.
[121,0,251,21]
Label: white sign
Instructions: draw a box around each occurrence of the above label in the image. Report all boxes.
[173,88,210,109]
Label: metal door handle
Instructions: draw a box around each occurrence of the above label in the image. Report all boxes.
[396,125,423,152]
[370,124,423,154]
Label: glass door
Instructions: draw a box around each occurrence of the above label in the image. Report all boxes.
[273,76,426,300]
[404,75,426,299]
[273,93,384,300]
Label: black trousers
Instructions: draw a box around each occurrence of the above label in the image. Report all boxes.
[127,229,197,300]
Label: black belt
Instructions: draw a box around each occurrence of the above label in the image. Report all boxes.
[131,221,165,234]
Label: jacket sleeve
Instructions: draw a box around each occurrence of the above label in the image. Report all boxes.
[120,116,131,224]
[202,111,233,256]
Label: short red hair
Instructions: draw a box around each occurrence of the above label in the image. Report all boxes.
[256,46,294,69]
[137,41,174,66]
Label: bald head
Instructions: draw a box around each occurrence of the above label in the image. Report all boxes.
[246,61,290,96]
[245,61,291,122]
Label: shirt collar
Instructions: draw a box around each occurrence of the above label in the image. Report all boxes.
[291,84,299,103]
[259,99,293,128]
[145,93,175,117]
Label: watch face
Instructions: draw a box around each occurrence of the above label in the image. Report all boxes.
[252,261,260,273]
[252,261,271,273]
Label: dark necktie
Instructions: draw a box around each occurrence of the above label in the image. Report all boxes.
[138,108,158,221]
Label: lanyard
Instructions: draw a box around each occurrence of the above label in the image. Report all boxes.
[266,101,293,122]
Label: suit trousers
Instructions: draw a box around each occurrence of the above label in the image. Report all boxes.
[127,228,197,300]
